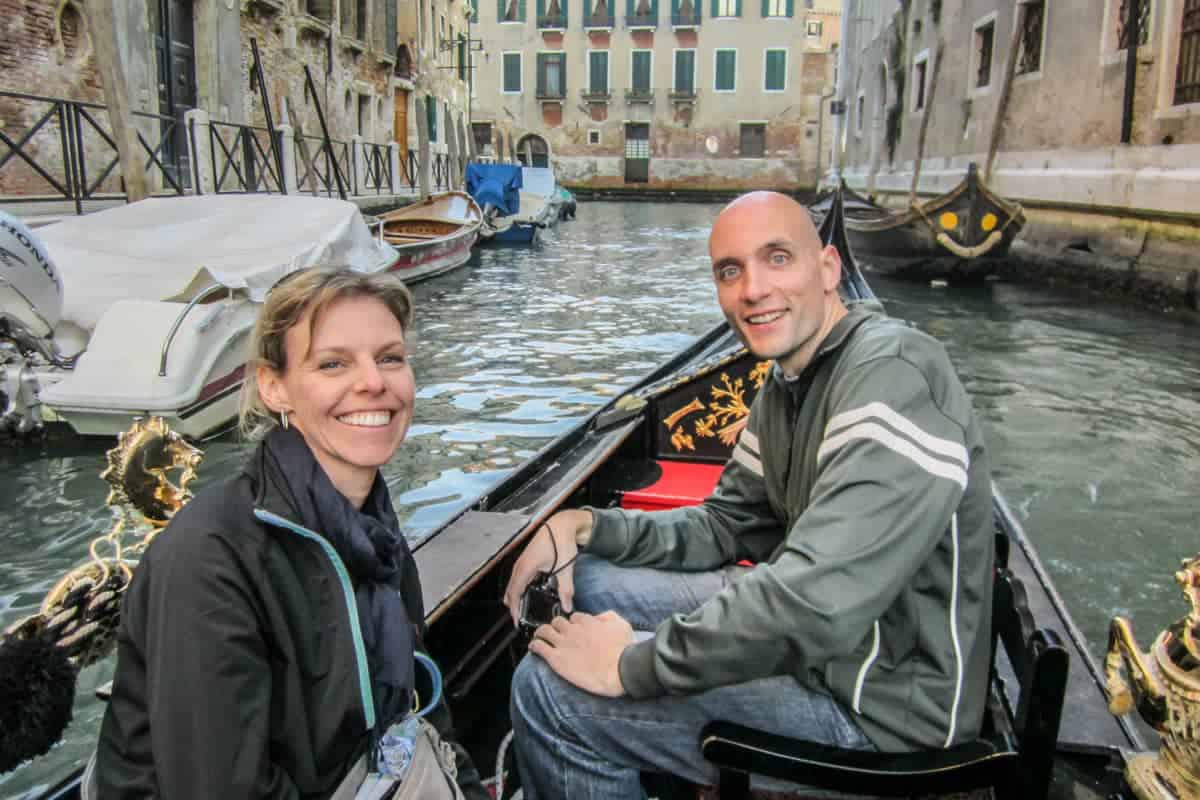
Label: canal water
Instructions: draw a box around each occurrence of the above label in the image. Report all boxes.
[2,201,1198,796]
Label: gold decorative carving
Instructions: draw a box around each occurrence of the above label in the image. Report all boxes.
[3,417,202,668]
[1106,555,1200,800]
[662,361,771,452]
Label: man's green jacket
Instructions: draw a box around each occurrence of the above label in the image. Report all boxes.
[588,307,994,752]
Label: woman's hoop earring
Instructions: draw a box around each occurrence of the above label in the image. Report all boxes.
[280,410,289,430]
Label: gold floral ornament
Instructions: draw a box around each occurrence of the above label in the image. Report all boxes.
[3,417,202,668]
[662,362,771,452]
[1106,554,1200,800]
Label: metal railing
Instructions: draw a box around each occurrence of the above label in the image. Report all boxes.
[625,87,655,103]
[536,13,567,28]
[583,11,615,27]
[358,140,392,195]
[206,120,283,194]
[670,9,701,26]
[625,12,657,28]
[293,133,351,196]
[432,153,450,190]
[0,90,186,214]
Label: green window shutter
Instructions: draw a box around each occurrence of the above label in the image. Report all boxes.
[562,0,567,26]
[537,0,544,19]
[671,0,679,13]
[426,96,437,142]
[632,51,651,89]
[536,53,546,94]
[674,50,694,91]
[785,0,793,16]
[765,50,785,90]
[760,0,768,16]
[710,0,717,15]
[498,0,505,20]
[627,0,634,17]
[715,50,735,90]
[651,0,658,16]
[590,51,608,92]
[734,0,741,15]
[519,0,527,20]
[503,53,521,91]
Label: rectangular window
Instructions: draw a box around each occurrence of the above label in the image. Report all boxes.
[762,0,791,17]
[472,122,494,156]
[714,49,736,91]
[856,93,864,134]
[631,49,652,91]
[975,20,995,88]
[764,48,786,92]
[588,129,601,144]
[912,53,928,111]
[589,50,609,93]
[1177,0,1200,104]
[503,52,522,92]
[806,18,822,36]
[712,0,739,17]
[1015,1,1045,76]
[739,123,765,157]
[357,94,369,136]
[498,0,526,22]
[536,52,566,98]
[673,49,696,93]
[426,95,438,142]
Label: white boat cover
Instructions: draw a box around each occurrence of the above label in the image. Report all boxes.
[520,167,557,197]
[36,194,397,334]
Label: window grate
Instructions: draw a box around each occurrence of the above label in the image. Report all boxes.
[1177,0,1200,103]
[1117,0,1151,49]
[1016,1,1044,75]
[975,21,994,87]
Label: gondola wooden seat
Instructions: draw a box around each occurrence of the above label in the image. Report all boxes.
[699,534,1070,800]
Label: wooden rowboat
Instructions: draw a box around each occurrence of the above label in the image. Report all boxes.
[811,163,1026,282]
[374,191,482,284]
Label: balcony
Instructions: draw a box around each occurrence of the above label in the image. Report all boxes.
[583,11,615,30]
[581,88,612,102]
[625,12,657,30]
[670,10,700,29]
[537,13,566,29]
[536,86,567,102]
[625,87,655,104]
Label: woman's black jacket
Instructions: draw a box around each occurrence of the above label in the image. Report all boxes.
[95,443,487,799]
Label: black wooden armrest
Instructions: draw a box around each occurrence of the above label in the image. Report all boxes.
[700,721,1017,797]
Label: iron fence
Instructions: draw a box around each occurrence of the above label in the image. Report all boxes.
[0,90,186,214]
[293,133,351,197]
[358,141,392,195]
[205,120,283,194]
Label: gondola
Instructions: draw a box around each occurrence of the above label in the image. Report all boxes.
[15,189,1151,800]
[810,163,1026,282]
[372,191,483,284]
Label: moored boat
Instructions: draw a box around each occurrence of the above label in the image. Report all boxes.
[0,195,397,440]
[811,163,1026,281]
[9,191,1150,799]
[373,191,482,284]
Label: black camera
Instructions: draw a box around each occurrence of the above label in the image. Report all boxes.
[518,571,564,636]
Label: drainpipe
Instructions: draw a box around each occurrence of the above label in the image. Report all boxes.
[1120,0,1140,144]
[816,85,835,187]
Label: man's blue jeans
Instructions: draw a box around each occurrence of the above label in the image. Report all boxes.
[510,554,873,799]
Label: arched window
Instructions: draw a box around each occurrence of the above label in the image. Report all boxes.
[515,134,549,167]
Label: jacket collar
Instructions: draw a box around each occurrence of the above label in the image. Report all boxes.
[768,304,879,391]
[245,436,308,527]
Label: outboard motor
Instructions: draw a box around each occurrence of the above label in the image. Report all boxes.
[0,212,60,435]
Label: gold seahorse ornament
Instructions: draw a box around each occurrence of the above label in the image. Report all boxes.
[1106,554,1200,800]
[3,417,201,667]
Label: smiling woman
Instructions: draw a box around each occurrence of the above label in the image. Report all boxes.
[93,268,486,799]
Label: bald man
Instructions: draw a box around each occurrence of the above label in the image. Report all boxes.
[504,192,994,798]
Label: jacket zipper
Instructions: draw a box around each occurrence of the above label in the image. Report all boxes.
[253,508,377,732]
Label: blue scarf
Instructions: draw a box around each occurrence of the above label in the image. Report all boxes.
[264,427,418,733]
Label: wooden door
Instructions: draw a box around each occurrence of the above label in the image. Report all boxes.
[624,123,649,183]
[394,89,410,153]
[151,0,196,187]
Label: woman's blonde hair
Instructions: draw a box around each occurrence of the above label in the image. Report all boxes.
[238,267,414,439]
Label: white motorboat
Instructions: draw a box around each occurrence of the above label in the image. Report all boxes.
[0,195,398,439]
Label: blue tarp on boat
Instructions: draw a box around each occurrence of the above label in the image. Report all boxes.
[466,163,522,216]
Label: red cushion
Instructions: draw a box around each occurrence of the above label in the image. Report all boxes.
[620,461,725,511]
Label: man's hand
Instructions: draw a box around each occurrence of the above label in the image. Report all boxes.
[528,612,633,698]
[503,509,592,626]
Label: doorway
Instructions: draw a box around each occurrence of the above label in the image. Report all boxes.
[624,123,649,183]
[150,0,197,188]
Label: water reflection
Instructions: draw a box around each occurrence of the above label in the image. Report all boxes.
[2,202,1199,796]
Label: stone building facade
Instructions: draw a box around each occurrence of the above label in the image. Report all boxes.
[0,0,472,201]
[833,0,1199,305]
[468,0,840,192]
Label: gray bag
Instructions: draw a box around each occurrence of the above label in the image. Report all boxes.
[333,717,464,800]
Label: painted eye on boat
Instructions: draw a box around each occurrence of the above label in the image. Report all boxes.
[939,212,958,230]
